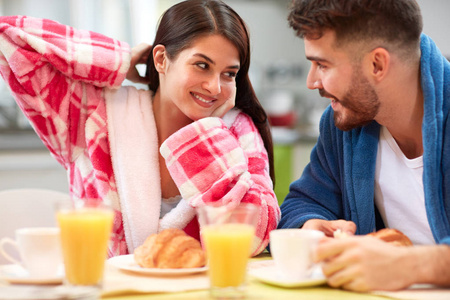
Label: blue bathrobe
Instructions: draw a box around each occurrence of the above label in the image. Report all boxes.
[279,34,450,245]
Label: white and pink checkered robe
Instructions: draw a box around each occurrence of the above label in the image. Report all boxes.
[0,16,280,256]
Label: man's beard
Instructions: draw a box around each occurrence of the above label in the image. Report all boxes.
[319,68,380,131]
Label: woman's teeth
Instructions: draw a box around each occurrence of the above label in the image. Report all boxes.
[193,93,213,103]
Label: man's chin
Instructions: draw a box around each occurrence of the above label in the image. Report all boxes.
[335,122,355,131]
[334,116,371,131]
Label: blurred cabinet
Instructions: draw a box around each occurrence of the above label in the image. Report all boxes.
[273,140,316,205]
[274,144,293,206]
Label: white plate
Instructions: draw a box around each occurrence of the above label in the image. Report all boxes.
[248,260,327,288]
[107,254,208,276]
[0,264,63,285]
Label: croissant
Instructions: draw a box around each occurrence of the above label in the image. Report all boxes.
[134,228,206,269]
[334,228,413,246]
[367,228,413,246]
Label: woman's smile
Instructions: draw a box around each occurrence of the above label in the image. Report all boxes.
[191,92,216,107]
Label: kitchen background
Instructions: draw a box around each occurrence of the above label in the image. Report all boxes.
[0,0,449,202]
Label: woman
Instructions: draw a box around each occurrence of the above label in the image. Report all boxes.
[0,0,280,256]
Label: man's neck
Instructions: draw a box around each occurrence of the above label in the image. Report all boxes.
[378,67,424,159]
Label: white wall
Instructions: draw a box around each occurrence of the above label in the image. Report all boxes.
[226,0,306,88]
[0,151,69,192]
[1,0,71,24]
[416,0,450,57]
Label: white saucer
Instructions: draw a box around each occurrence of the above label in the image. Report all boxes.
[248,260,327,288]
[107,254,208,276]
[0,285,99,300]
[0,264,63,285]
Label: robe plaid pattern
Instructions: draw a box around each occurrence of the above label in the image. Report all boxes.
[0,15,280,256]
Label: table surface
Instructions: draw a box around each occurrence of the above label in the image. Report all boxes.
[102,253,389,300]
[102,282,388,300]
[1,254,446,300]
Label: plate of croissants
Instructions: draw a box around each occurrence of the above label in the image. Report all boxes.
[107,228,208,276]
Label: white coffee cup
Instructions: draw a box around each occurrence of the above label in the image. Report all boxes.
[269,229,325,281]
[0,227,63,278]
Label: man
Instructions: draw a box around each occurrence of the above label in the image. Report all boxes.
[279,0,450,292]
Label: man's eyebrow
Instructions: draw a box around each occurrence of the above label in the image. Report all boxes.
[193,53,240,69]
[306,55,330,63]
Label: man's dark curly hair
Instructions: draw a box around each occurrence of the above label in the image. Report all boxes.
[288,0,423,58]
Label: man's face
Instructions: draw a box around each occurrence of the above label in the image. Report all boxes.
[304,31,380,131]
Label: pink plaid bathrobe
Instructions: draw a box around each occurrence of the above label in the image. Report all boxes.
[0,16,280,256]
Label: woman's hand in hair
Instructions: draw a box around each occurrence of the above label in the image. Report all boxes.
[126,43,152,84]
[211,86,236,118]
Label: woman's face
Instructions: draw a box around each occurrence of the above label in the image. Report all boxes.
[157,34,240,121]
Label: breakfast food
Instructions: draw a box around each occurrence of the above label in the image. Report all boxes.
[333,228,413,246]
[333,228,350,239]
[134,228,206,269]
[367,228,413,246]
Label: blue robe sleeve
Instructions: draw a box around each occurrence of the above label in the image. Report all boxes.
[279,106,346,229]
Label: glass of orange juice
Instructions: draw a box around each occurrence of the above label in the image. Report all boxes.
[197,203,259,299]
[56,199,113,288]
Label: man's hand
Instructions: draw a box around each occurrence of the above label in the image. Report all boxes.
[315,235,419,291]
[126,43,152,84]
[303,219,356,237]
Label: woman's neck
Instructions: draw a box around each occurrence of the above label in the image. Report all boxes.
[152,90,192,145]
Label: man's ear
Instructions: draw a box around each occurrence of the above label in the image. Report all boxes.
[153,44,167,73]
[368,47,390,82]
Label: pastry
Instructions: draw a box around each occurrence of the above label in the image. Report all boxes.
[333,228,350,239]
[134,228,206,268]
[367,228,413,246]
[333,228,413,246]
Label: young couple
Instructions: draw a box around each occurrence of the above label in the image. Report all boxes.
[1,0,449,292]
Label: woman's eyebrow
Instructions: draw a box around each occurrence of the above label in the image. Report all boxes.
[193,53,240,69]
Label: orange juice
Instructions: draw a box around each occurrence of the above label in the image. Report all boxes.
[201,223,254,287]
[57,208,113,285]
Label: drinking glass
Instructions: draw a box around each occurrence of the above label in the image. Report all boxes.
[197,202,259,299]
[56,199,113,288]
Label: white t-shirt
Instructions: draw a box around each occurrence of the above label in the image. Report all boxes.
[374,126,435,245]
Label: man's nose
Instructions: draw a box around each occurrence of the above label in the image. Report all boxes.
[306,67,323,90]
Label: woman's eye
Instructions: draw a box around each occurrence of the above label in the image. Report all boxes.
[196,62,208,69]
[224,71,237,78]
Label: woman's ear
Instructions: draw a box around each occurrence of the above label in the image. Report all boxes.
[368,47,390,82]
[153,45,167,73]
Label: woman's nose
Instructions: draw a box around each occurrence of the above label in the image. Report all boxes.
[202,74,221,95]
